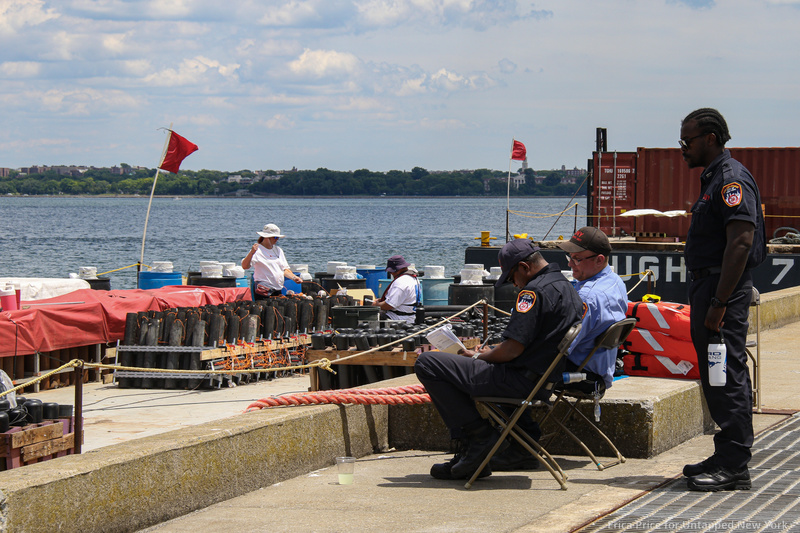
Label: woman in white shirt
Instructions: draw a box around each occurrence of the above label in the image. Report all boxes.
[242,224,303,298]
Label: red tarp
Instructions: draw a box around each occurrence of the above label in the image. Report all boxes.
[0,285,251,357]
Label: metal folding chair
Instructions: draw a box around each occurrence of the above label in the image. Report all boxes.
[466,322,582,490]
[538,317,637,471]
[745,287,761,413]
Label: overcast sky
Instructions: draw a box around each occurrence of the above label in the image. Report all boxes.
[1,0,798,173]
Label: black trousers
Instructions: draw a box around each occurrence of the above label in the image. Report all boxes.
[414,351,541,437]
[689,272,753,470]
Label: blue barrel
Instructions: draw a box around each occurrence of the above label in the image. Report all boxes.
[357,268,385,296]
[138,271,183,290]
[421,277,454,306]
[282,273,302,295]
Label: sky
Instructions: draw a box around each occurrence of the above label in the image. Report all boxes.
[1,0,799,173]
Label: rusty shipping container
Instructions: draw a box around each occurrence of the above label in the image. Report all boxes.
[590,147,800,241]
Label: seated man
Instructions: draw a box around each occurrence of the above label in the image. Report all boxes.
[415,239,583,480]
[372,255,421,323]
[557,226,628,389]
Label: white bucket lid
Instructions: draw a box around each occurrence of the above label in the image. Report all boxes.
[151,261,174,273]
[219,262,236,269]
[463,263,483,270]
[327,261,347,275]
[423,266,445,278]
[223,266,245,277]
[201,264,223,278]
[290,264,309,273]
[486,266,503,280]
[199,260,220,267]
[356,264,376,270]
[334,266,358,279]
[78,266,98,279]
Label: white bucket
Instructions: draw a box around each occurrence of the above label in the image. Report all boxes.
[334,265,358,280]
[290,264,310,274]
[327,261,347,275]
[424,265,445,278]
[201,264,223,278]
[463,263,483,271]
[356,264,376,270]
[151,261,174,273]
[199,260,219,268]
[223,266,245,278]
[78,266,97,279]
[486,266,503,280]
[459,268,484,285]
[220,262,236,270]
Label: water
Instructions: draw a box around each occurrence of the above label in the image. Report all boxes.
[0,196,585,289]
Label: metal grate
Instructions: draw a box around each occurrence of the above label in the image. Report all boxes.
[579,413,800,532]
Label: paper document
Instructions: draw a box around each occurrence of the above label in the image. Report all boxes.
[426,325,466,354]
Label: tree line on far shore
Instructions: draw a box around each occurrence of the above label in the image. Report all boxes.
[0,165,586,197]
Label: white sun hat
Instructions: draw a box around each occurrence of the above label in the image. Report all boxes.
[257,224,285,238]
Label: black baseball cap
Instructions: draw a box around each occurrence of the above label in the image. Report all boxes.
[557,226,612,255]
[495,239,540,287]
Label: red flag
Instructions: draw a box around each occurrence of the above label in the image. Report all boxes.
[158,130,198,173]
[510,140,526,161]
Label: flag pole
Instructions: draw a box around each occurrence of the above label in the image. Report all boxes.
[506,139,514,242]
[139,125,172,285]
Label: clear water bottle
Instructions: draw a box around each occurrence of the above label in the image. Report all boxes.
[708,331,727,387]
[562,372,587,384]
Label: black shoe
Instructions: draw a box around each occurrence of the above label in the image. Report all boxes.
[683,456,716,477]
[687,465,751,492]
[490,443,539,471]
[450,423,504,479]
[430,453,491,480]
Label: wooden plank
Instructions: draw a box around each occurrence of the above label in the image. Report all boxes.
[199,335,312,361]
[21,432,74,462]
[9,422,64,449]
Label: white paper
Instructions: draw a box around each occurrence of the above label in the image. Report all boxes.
[426,325,466,354]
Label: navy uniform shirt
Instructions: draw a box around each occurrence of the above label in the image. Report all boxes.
[684,150,766,271]
[502,263,584,378]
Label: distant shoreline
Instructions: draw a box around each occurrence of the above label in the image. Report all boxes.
[3,194,582,200]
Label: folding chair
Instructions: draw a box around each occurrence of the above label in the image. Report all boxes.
[745,287,761,413]
[466,322,582,490]
[538,317,637,471]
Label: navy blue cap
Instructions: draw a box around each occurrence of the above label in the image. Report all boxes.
[385,255,411,273]
[495,239,540,287]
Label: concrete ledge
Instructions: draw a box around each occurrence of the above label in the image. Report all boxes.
[0,375,712,532]
[0,402,389,533]
[754,286,800,333]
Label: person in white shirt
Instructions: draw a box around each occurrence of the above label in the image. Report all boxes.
[373,255,421,323]
[242,224,302,299]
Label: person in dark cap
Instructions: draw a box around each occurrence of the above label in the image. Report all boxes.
[371,255,421,323]
[557,226,628,389]
[414,239,583,481]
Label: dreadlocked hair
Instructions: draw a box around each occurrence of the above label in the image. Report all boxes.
[682,108,731,147]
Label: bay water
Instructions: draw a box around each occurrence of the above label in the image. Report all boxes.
[0,196,585,290]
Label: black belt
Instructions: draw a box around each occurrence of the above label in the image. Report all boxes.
[690,266,722,281]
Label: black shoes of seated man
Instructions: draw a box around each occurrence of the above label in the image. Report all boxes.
[684,457,751,492]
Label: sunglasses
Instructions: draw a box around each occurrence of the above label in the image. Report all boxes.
[679,133,708,150]
[566,253,598,265]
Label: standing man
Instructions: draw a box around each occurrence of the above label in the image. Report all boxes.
[415,239,583,480]
[372,255,421,323]
[557,226,628,388]
[681,108,766,491]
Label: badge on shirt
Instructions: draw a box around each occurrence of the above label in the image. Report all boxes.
[581,302,588,319]
[721,182,743,207]
[515,290,537,313]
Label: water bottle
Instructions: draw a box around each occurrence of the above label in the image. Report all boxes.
[562,372,587,384]
[708,331,727,387]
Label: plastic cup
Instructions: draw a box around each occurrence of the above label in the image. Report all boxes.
[336,456,355,485]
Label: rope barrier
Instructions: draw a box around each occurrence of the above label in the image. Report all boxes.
[98,263,146,276]
[0,359,83,399]
[244,384,431,412]
[625,269,656,296]
[508,202,581,219]
[486,303,511,317]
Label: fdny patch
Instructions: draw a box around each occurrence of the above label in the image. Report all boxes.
[516,290,537,313]
[581,302,588,319]
[722,182,743,207]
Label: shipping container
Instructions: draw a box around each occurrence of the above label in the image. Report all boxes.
[589,146,800,241]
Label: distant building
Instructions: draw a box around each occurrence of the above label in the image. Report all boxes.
[0,168,9,178]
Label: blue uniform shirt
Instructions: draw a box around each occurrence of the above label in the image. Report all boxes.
[684,150,766,271]
[568,265,628,387]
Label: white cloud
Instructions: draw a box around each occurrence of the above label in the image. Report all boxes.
[35,88,140,116]
[0,0,59,36]
[143,56,240,86]
[0,61,41,77]
[259,0,321,26]
[262,114,295,129]
[288,49,360,78]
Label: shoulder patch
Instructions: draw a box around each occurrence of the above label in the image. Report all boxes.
[516,290,537,313]
[582,302,588,319]
[721,182,742,207]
